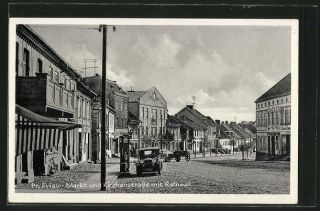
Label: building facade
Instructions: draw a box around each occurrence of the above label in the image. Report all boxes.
[15,24,96,182]
[255,73,291,161]
[126,87,168,149]
[175,105,209,154]
[83,75,129,155]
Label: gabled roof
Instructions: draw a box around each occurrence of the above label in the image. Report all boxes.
[175,106,208,129]
[255,73,291,103]
[230,123,251,139]
[218,126,232,139]
[125,90,147,102]
[221,123,241,139]
[83,75,127,97]
[175,115,206,130]
[239,123,257,134]
[126,87,167,105]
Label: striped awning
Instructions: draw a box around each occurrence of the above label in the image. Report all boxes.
[15,105,81,155]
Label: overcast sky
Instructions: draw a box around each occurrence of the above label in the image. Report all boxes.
[30,24,291,122]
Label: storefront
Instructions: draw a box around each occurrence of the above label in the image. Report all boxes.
[15,105,81,184]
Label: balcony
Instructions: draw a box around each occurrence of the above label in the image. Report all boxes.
[16,73,75,117]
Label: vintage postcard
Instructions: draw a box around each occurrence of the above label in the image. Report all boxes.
[8,18,298,204]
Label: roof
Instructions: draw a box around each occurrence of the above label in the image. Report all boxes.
[83,75,127,97]
[255,73,291,103]
[230,123,251,139]
[125,90,147,102]
[16,104,81,130]
[220,123,241,139]
[175,115,206,130]
[175,106,209,129]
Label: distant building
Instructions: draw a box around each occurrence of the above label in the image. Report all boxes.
[255,73,291,161]
[166,115,182,151]
[126,87,168,149]
[175,105,210,154]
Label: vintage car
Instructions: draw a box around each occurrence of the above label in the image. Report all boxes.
[160,149,175,162]
[136,147,163,175]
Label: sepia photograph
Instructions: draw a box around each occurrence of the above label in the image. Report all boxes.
[8,18,298,204]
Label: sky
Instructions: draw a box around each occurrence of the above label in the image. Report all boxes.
[30,24,291,122]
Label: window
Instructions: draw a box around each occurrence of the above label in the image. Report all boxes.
[23,48,30,76]
[64,77,67,88]
[276,111,279,125]
[54,71,59,82]
[49,67,54,80]
[37,59,43,73]
[141,107,144,119]
[146,108,148,119]
[68,80,72,90]
[16,42,19,75]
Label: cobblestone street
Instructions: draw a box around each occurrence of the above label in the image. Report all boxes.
[109,153,289,194]
[16,153,289,194]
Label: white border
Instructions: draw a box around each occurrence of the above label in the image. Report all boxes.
[8,18,299,204]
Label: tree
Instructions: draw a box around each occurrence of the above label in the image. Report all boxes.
[239,142,252,160]
[162,130,175,150]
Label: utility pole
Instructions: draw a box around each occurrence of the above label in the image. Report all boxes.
[160,113,163,151]
[100,25,107,191]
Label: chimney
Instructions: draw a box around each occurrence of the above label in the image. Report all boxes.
[215,120,220,125]
[192,96,196,108]
[226,121,229,124]
[187,105,194,110]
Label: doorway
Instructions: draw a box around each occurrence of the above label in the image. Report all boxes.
[33,150,45,176]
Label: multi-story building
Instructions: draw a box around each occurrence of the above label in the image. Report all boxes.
[126,87,168,149]
[91,99,115,162]
[15,24,96,182]
[255,73,291,160]
[83,74,129,155]
[166,115,182,151]
[175,105,209,154]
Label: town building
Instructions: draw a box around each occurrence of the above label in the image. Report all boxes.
[166,115,182,151]
[126,87,168,149]
[255,73,291,161]
[175,105,209,154]
[83,74,129,155]
[15,24,96,182]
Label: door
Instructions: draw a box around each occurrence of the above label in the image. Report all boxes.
[286,135,290,156]
[33,150,45,176]
[271,136,275,155]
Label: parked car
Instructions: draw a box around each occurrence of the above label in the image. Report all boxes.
[161,149,175,162]
[136,147,163,175]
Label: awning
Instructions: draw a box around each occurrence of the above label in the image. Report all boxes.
[16,104,81,130]
[15,104,81,155]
